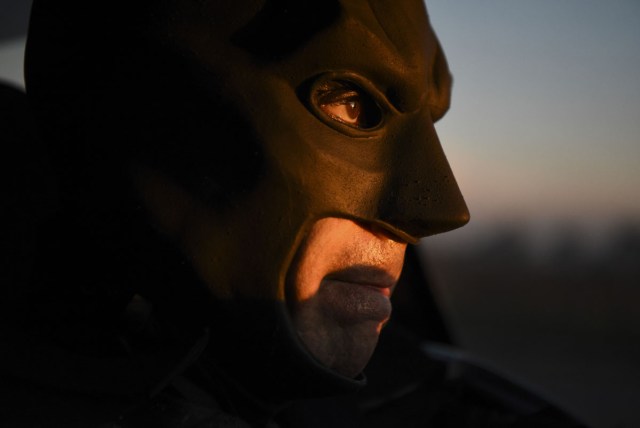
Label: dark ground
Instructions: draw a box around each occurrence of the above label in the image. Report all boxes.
[422,223,640,428]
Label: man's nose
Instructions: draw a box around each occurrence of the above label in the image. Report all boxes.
[376,113,470,240]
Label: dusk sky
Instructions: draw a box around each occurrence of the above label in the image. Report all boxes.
[1,1,639,244]
[425,0,640,248]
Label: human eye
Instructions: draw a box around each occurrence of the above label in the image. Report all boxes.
[313,80,382,130]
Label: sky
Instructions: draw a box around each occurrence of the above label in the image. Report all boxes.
[0,38,23,87]
[1,1,639,246]
[423,0,640,248]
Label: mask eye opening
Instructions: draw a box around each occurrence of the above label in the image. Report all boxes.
[307,78,385,134]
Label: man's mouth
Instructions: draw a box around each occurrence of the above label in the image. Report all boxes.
[320,265,398,323]
[324,265,397,297]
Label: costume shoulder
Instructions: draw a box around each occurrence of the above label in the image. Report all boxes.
[278,323,588,428]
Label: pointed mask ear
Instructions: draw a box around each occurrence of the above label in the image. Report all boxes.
[428,38,453,123]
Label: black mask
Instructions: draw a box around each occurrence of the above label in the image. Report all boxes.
[26,0,468,400]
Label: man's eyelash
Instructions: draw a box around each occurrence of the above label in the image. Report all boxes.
[317,89,359,106]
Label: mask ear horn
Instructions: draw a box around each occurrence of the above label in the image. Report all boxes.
[428,38,453,123]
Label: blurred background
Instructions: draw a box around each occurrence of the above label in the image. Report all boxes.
[423,2,640,428]
[1,1,638,427]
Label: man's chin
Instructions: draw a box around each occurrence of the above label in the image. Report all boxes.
[295,318,383,378]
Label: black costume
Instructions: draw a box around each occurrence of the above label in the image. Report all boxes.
[0,0,586,426]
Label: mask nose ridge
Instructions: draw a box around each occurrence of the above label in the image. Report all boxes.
[377,114,470,240]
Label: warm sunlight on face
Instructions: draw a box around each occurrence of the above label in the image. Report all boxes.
[287,218,407,378]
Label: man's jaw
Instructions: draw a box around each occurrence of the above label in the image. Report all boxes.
[286,217,407,377]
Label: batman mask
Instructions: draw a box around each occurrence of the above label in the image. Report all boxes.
[26,0,469,401]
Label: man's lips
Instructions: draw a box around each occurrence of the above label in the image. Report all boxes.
[319,265,398,322]
[324,265,398,295]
